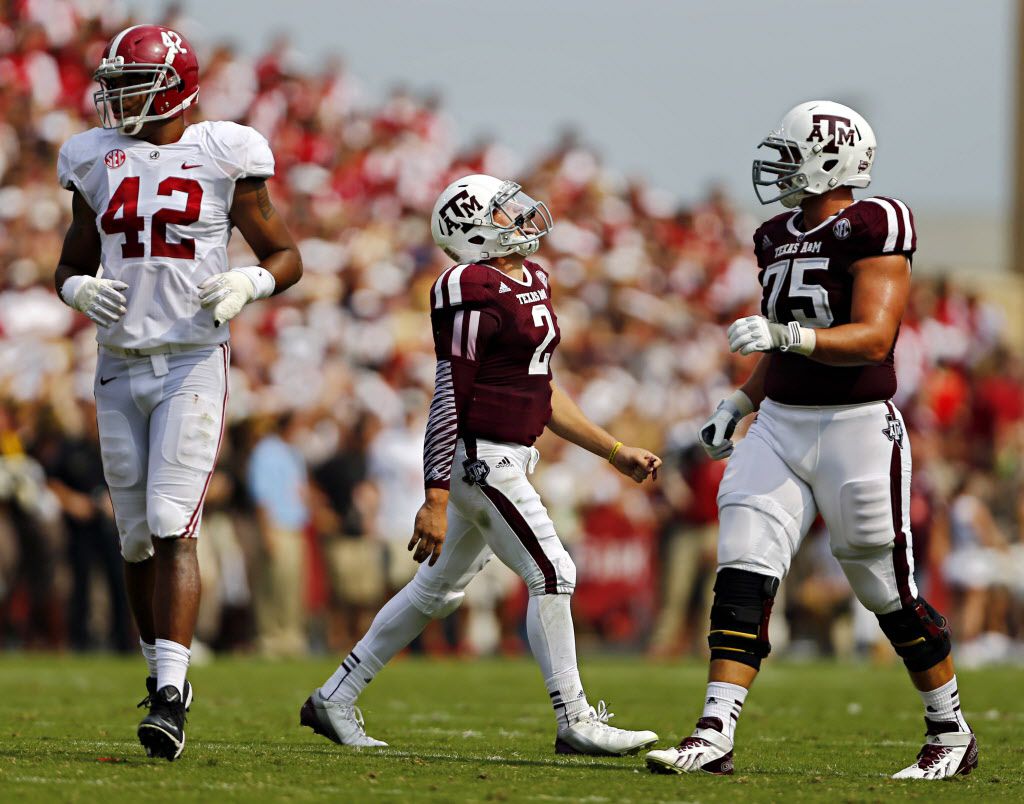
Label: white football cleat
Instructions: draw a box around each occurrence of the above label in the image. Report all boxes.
[555,700,658,756]
[646,717,735,775]
[892,722,978,779]
[300,690,387,747]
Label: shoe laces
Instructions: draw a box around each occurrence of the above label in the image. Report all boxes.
[916,743,952,770]
[137,693,152,709]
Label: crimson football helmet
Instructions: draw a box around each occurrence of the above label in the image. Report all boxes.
[93,25,200,136]
[753,100,876,208]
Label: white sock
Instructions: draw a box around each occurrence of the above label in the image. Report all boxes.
[920,675,970,732]
[321,586,429,704]
[154,638,191,698]
[701,681,748,742]
[526,594,590,728]
[140,639,159,679]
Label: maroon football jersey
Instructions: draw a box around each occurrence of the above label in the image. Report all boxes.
[752,196,916,405]
[430,260,560,446]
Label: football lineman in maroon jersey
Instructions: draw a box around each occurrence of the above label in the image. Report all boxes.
[647,102,978,779]
[302,175,662,755]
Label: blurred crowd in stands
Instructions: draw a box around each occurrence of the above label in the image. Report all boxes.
[0,2,1022,666]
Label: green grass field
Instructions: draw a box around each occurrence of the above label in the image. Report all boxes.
[0,654,1021,802]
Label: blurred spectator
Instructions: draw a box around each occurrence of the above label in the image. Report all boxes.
[247,413,311,657]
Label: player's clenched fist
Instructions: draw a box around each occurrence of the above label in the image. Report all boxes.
[198,265,275,327]
[611,445,663,483]
[727,315,815,356]
[60,274,128,327]
[408,492,448,566]
[699,390,754,460]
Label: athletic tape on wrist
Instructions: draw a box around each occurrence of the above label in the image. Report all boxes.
[59,274,87,307]
[233,265,276,300]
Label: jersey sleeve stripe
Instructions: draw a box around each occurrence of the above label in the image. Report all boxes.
[451,310,465,357]
[864,197,899,252]
[889,198,914,252]
[466,310,481,361]
[433,266,456,309]
[447,264,468,306]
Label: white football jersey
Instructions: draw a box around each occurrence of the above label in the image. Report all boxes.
[57,121,274,349]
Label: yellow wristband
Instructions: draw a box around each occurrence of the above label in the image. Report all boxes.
[607,441,623,463]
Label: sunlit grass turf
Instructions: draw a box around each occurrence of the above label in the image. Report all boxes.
[0,653,1021,802]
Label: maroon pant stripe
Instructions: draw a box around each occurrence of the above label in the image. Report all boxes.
[184,343,230,537]
[465,436,557,594]
[885,401,913,605]
[480,484,558,594]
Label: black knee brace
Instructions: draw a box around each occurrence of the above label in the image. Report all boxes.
[876,597,952,672]
[708,568,780,670]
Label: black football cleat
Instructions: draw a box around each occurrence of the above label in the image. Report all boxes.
[138,685,187,761]
[139,677,193,711]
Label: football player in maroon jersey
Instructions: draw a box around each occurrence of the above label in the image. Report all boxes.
[301,174,661,756]
[647,102,977,779]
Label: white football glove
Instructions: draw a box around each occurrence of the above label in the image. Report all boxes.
[698,390,754,460]
[59,274,129,328]
[727,315,816,356]
[198,266,275,328]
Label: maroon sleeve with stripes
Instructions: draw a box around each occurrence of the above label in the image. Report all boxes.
[422,307,501,490]
[847,196,916,261]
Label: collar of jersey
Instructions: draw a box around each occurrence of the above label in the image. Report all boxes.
[786,199,862,238]
[479,262,533,287]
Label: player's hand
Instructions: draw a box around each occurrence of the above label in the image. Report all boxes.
[198,269,257,327]
[60,274,128,328]
[727,315,814,356]
[612,445,662,483]
[699,390,754,460]
[409,493,448,566]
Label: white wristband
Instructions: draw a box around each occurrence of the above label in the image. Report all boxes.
[781,322,816,356]
[59,274,88,307]
[233,265,276,300]
[726,389,755,418]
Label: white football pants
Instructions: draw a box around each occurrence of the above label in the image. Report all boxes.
[94,344,229,562]
[716,398,917,614]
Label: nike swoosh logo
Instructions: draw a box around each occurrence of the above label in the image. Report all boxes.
[181,162,203,170]
[99,376,117,385]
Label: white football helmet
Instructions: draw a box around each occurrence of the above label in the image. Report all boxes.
[431,174,553,263]
[752,101,876,208]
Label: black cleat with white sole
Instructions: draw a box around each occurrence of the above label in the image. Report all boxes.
[138,685,187,761]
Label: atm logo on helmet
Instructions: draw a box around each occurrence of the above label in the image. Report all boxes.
[806,114,856,154]
[437,190,484,236]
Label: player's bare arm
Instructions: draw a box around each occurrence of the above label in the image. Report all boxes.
[809,254,909,365]
[54,190,129,327]
[547,384,661,483]
[198,179,303,326]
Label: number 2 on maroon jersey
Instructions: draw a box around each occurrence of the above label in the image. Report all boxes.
[529,305,556,375]
[100,176,204,260]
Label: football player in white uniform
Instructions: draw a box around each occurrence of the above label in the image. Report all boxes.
[647,102,977,780]
[53,25,302,761]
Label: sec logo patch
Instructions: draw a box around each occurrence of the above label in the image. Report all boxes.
[833,218,851,240]
[104,149,126,169]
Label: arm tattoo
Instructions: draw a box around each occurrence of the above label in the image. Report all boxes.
[256,185,275,221]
